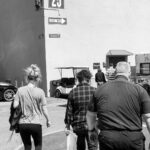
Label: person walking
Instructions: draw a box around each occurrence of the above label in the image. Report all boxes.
[13,64,51,150]
[65,69,98,150]
[95,68,106,87]
[86,61,150,150]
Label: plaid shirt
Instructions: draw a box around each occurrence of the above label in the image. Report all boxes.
[65,83,95,130]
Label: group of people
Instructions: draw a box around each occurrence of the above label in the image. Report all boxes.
[11,62,150,150]
[65,61,150,150]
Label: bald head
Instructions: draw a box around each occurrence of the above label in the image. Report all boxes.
[116,61,131,78]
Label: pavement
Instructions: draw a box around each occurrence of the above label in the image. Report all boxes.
[0,97,67,150]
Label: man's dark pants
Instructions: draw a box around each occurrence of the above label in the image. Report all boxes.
[74,128,98,150]
[99,130,145,150]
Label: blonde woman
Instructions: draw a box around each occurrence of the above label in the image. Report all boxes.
[13,64,51,150]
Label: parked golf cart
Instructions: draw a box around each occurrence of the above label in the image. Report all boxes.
[50,67,89,98]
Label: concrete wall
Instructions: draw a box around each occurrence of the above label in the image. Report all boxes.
[0,0,47,93]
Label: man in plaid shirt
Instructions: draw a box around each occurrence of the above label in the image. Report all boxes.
[65,70,98,150]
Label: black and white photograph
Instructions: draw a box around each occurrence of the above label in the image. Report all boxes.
[0,0,150,150]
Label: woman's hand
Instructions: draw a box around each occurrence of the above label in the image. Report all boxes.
[46,120,52,128]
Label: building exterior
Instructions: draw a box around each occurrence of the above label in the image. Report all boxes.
[0,0,47,93]
[1,1,150,97]
[105,50,133,69]
[135,53,150,84]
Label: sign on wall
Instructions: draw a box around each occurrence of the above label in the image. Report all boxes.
[48,17,67,25]
[49,0,64,9]
[93,63,100,69]
[49,34,61,38]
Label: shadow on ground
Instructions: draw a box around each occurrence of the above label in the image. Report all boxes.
[43,131,66,150]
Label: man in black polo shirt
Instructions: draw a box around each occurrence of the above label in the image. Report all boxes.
[86,61,150,150]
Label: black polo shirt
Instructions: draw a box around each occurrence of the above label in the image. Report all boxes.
[88,75,150,131]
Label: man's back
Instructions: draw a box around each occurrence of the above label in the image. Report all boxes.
[95,71,106,83]
[95,76,149,131]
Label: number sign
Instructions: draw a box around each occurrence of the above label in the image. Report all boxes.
[49,0,64,9]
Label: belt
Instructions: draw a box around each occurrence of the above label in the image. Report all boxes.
[101,129,142,132]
